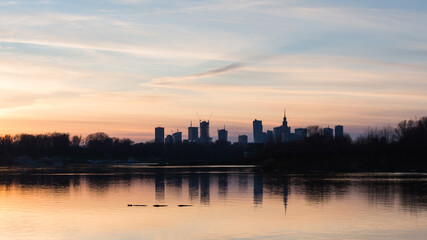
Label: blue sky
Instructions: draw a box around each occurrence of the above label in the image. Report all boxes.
[1,0,427,141]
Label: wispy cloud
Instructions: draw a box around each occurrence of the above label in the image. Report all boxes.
[150,63,244,85]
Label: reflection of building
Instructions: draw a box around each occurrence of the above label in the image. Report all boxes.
[217,127,228,142]
[172,131,182,144]
[253,119,264,143]
[218,173,228,199]
[323,127,334,139]
[335,125,344,137]
[155,127,164,144]
[189,173,199,202]
[253,173,263,205]
[155,172,165,201]
[199,121,212,143]
[238,175,248,193]
[166,174,182,198]
[200,173,210,205]
[188,122,199,142]
[283,178,289,213]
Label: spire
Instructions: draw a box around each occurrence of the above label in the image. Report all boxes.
[282,108,288,128]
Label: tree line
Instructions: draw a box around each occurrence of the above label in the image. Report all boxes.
[0,131,244,164]
[259,117,427,171]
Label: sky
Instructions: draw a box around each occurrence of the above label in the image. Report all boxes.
[1,0,427,142]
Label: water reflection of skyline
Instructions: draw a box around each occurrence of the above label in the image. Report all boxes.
[0,171,426,212]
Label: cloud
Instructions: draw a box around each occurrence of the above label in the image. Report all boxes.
[0,37,226,61]
[150,63,244,85]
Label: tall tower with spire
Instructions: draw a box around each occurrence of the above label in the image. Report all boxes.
[282,108,288,128]
[273,108,291,142]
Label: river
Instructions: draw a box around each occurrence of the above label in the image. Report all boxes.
[0,165,426,239]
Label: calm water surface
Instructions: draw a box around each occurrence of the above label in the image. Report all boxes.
[0,166,426,240]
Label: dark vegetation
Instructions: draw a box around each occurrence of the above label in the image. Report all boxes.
[259,117,427,171]
[0,132,244,164]
[0,117,426,171]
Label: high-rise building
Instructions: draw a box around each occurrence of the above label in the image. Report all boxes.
[238,135,248,145]
[273,126,282,143]
[217,127,228,142]
[295,128,307,138]
[335,125,344,137]
[172,131,182,144]
[323,127,334,139]
[188,122,198,142]
[155,127,165,144]
[282,110,288,128]
[199,121,211,143]
[253,119,264,143]
[273,111,291,142]
[165,135,173,144]
[266,130,274,143]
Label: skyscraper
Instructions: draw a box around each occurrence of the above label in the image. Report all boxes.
[155,127,164,144]
[323,127,334,139]
[282,110,288,128]
[295,128,307,138]
[335,125,344,137]
[199,121,211,143]
[172,131,182,144]
[238,135,248,145]
[266,130,274,143]
[273,110,291,142]
[188,122,198,142]
[217,127,228,142]
[165,135,173,144]
[253,119,264,143]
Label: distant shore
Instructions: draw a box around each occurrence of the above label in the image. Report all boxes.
[1,116,426,172]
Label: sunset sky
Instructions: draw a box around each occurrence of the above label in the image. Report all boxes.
[1,0,427,142]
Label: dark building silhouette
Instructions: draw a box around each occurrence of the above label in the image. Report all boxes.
[199,121,212,143]
[266,130,274,143]
[172,131,182,144]
[295,128,307,138]
[253,119,264,143]
[273,126,282,142]
[238,135,248,146]
[273,111,291,142]
[217,127,228,142]
[335,125,344,137]
[323,127,334,139]
[165,134,173,144]
[188,122,198,142]
[155,127,164,144]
